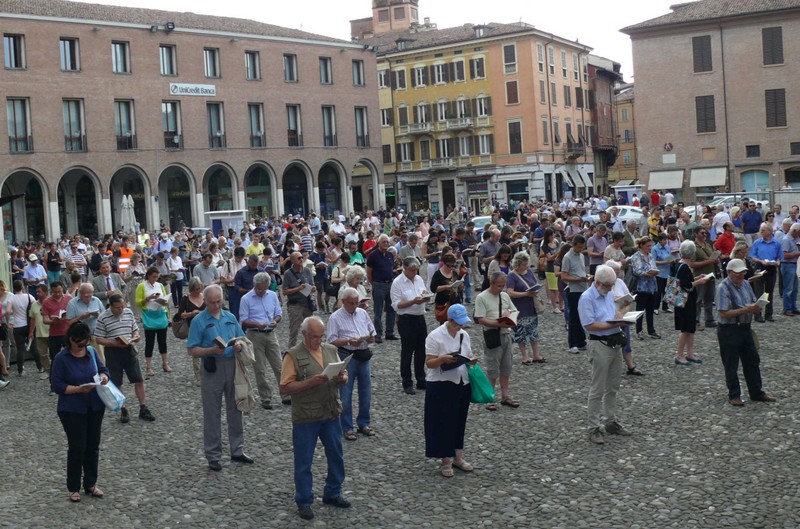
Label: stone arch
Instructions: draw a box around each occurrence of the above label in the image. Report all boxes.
[244,162,278,219]
[111,164,153,233]
[352,157,384,211]
[203,162,238,214]
[158,163,197,231]
[1,168,51,242]
[281,160,313,216]
[57,165,103,237]
[318,159,349,219]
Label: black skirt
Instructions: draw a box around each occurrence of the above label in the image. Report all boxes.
[424,380,471,459]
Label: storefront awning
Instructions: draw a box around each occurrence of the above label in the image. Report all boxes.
[578,168,594,188]
[689,167,727,188]
[613,179,634,187]
[559,169,575,187]
[567,169,584,188]
[648,170,684,190]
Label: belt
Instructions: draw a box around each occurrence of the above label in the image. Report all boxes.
[246,328,272,333]
[398,313,425,319]
[719,322,751,327]
[588,335,609,340]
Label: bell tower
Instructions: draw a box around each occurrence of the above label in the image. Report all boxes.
[372,0,419,34]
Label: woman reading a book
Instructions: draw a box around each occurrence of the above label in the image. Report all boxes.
[430,254,463,322]
[674,241,711,366]
[136,267,171,377]
[630,237,661,340]
[505,252,545,365]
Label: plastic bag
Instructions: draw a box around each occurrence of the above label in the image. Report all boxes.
[96,380,126,413]
[468,364,495,404]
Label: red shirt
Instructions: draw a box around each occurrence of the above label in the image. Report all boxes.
[713,231,736,256]
[650,192,660,206]
[362,239,377,256]
[42,294,72,337]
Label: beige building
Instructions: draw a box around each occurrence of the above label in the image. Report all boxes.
[607,83,638,185]
[0,0,383,242]
[623,0,800,201]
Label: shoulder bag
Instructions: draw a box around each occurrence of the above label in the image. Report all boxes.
[482,294,503,349]
[510,270,546,315]
[663,263,688,308]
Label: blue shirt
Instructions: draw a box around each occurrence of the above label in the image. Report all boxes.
[51,346,109,414]
[187,309,244,358]
[741,210,763,234]
[748,238,782,263]
[578,284,618,336]
[780,235,800,264]
[715,277,756,324]
[651,242,673,278]
[66,295,105,333]
[239,289,282,329]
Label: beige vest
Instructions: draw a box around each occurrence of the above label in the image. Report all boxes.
[286,342,343,424]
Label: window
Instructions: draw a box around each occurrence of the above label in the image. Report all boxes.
[380,108,393,127]
[790,142,800,156]
[114,100,136,150]
[378,69,388,88]
[585,124,592,147]
[475,96,490,117]
[322,105,337,146]
[315,57,331,85]
[412,66,427,87]
[478,134,493,155]
[394,7,405,20]
[582,57,588,82]
[623,151,632,165]
[458,136,471,156]
[503,44,517,74]
[470,57,485,79]
[284,54,298,82]
[207,102,225,148]
[621,108,629,122]
[433,63,447,84]
[353,60,365,86]
[415,103,429,123]
[746,145,760,158]
[550,82,557,106]
[420,139,431,161]
[249,103,265,148]
[159,44,176,76]
[452,60,465,82]
[765,88,787,128]
[566,122,573,143]
[692,35,712,73]
[399,142,414,162]
[455,99,469,119]
[111,41,130,73]
[762,27,783,66]
[506,81,519,105]
[622,129,632,143]
[436,101,448,121]
[436,138,453,158]
[60,38,80,71]
[162,101,182,149]
[563,85,572,107]
[537,43,544,73]
[62,99,85,152]
[539,80,546,104]
[542,121,549,145]
[355,107,369,147]
[573,53,579,81]
[553,121,561,145]
[7,98,31,152]
[204,48,220,78]
[245,51,260,80]
[508,121,522,154]
[695,95,716,133]
[382,144,393,163]
[393,69,407,89]
[3,34,25,69]
[287,104,302,146]
[561,49,567,78]
[547,46,555,75]
[576,87,584,109]
[378,9,389,22]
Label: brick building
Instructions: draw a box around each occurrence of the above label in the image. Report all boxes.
[0,0,383,242]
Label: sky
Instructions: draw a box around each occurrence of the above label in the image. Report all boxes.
[73,0,680,81]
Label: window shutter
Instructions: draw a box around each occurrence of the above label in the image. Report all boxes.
[766,88,787,128]
[575,87,584,108]
[422,67,429,85]
[469,59,475,79]
[413,106,419,123]
[488,134,494,154]
[462,100,471,118]
[395,143,401,161]
[442,64,450,83]
[471,98,478,117]
[426,104,433,121]
[454,137,461,157]
[448,101,457,118]
[447,138,455,157]
[387,110,394,126]
[410,142,416,161]
[762,27,783,65]
[485,97,492,115]
[478,59,485,78]
[473,135,480,154]
[411,70,417,87]
[398,107,408,126]
[398,70,406,88]
[456,61,464,81]
[429,65,436,83]
[692,35,712,73]
[504,45,516,64]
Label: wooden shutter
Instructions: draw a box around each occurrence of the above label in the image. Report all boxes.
[387,109,394,126]
[485,97,492,116]
[692,35,712,73]
[411,69,417,87]
[455,61,464,81]
[477,58,485,78]
[469,59,475,79]
[762,27,783,65]
[506,81,518,104]
[383,144,393,163]
[766,88,787,128]
[453,137,461,157]
[398,107,408,126]
[442,64,450,83]
[446,138,455,157]
[410,142,416,161]
[412,105,419,123]
[421,67,429,85]
[398,69,406,88]
[395,143,401,161]
[488,134,495,154]
[575,87,584,108]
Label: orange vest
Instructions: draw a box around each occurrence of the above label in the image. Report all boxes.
[118,246,134,273]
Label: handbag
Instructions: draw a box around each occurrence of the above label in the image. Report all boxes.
[468,364,495,404]
[664,263,688,308]
[482,294,503,349]
[142,308,169,330]
[434,276,460,323]
[89,346,126,413]
[537,243,547,273]
[510,270,546,315]
[172,318,189,339]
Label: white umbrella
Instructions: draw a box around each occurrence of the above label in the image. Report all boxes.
[125,194,138,235]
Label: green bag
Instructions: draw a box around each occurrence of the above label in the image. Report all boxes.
[468,364,495,404]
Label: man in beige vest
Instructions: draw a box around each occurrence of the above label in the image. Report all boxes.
[280,316,349,521]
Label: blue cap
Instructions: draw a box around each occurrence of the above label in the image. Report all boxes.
[447,304,471,326]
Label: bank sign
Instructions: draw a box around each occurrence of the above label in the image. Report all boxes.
[169,83,217,97]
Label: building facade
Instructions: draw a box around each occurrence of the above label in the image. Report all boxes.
[607,83,638,185]
[352,0,608,213]
[623,0,800,201]
[0,0,383,242]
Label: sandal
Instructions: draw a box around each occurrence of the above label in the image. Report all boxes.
[532,358,547,363]
[440,461,454,478]
[69,492,81,503]
[626,366,644,376]
[146,369,155,377]
[485,403,497,411]
[453,459,474,472]
[521,360,533,366]
[162,364,172,373]
[84,486,104,499]
[357,426,376,436]
[500,397,520,408]
[344,431,358,441]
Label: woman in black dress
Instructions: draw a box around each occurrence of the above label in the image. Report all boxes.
[674,240,711,365]
[430,254,463,319]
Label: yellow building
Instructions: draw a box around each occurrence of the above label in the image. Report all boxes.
[608,83,638,185]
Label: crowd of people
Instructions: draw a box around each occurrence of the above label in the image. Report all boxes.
[2,193,794,518]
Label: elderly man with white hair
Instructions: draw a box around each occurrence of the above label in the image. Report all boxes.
[578,264,634,445]
[366,234,398,343]
[748,222,782,322]
[780,223,800,315]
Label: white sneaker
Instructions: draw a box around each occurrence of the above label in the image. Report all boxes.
[0,379,9,390]
[568,346,580,354]
[654,309,659,315]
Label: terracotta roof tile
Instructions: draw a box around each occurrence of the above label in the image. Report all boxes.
[622,0,800,33]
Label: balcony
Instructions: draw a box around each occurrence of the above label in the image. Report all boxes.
[474,115,492,127]
[250,134,266,148]
[164,131,183,150]
[209,132,227,149]
[323,134,338,147]
[9,135,33,153]
[356,134,370,148]
[116,134,138,151]
[438,118,473,131]
[401,122,432,135]
[287,130,303,147]
[65,134,87,152]
[430,158,456,170]
[565,138,586,159]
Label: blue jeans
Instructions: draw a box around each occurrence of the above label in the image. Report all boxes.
[561,290,570,326]
[371,281,395,338]
[464,274,472,303]
[781,264,798,313]
[339,358,371,432]
[292,418,345,507]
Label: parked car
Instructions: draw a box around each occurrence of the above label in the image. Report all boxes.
[581,206,645,226]
[685,195,770,221]
[470,215,494,237]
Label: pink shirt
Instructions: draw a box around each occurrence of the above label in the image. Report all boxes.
[42,294,72,337]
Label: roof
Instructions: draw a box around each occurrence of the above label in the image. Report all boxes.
[622,0,800,33]
[0,0,348,44]
[360,21,588,56]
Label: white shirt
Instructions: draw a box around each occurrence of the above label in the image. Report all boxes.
[390,272,427,315]
[425,323,472,384]
[329,222,346,235]
[10,292,34,328]
[166,255,184,281]
[711,212,731,234]
[142,281,166,311]
[664,192,674,205]
[327,307,375,351]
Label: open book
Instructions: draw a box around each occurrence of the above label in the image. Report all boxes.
[497,311,519,326]
[419,290,435,300]
[450,279,465,290]
[702,273,715,281]
[615,293,636,305]
[750,270,766,280]
[53,309,67,319]
[321,354,353,379]
[300,284,313,297]
[756,293,770,309]
[607,310,645,324]
[116,335,132,346]
[460,247,476,256]
[526,283,542,293]
[154,295,170,306]
[359,297,370,304]
[213,336,242,349]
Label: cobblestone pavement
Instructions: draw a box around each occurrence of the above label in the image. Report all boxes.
[1,300,799,529]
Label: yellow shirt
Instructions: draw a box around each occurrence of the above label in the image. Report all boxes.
[280,347,324,386]
[246,243,265,256]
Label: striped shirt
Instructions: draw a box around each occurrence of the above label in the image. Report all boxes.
[715,277,756,325]
[326,306,375,351]
[95,307,138,341]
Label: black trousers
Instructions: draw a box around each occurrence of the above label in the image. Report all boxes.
[567,291,586,348]
[752,272,777,319]
[13,325,40,373]
[655,276,668,310]
[635,292,657,335]
[397,314,427,388]
[58,408,105,492]
[717,324,765,400]
[144,328,168,358]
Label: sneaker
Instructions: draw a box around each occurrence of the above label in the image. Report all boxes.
[568,346,580,354]
[654,309,659,315]
[0,379,8,390]
[636,332,645,340]
[705,321,718,328]
[37,367,44,373]
[139,406,156,422]
[577,346,587,351]
[605,421,632,436]
[663,307,673,313]
[648,332,661,339]
[298,505,315,520]
[589,427,605,444]
[120,407,130,424]
[39,373,49,380]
